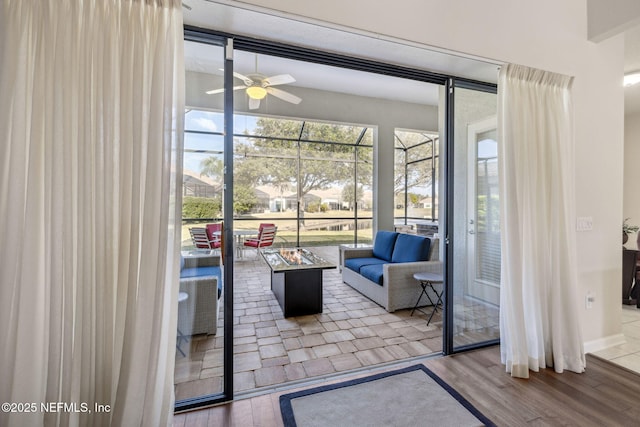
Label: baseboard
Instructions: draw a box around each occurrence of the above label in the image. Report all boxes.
[583,333,626,354]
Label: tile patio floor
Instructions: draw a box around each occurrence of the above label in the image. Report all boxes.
[174,245,500,401]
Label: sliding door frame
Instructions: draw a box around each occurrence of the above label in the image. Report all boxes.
[179,25,498,410]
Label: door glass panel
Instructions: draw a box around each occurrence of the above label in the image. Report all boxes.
[175,40,226,402]
[451,86,500,350]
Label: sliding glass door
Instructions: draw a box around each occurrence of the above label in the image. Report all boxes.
[177,24,501,412]
[444,80,500,353]
[175,36,231,410]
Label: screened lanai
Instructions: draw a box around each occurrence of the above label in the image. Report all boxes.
[182,111,378,248]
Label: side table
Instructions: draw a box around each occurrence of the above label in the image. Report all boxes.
[411,272,444,325]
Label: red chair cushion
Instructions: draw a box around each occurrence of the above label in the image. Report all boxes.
[244,240,260,248]
[206,223,222,241]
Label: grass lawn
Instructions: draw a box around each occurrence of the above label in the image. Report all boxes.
[180,210,374,249]
[179,207,436,249]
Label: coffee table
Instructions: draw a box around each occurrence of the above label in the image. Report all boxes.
[261,248,336,317]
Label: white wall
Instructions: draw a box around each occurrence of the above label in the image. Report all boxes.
[624,112,640,249]
[234,0,626,347]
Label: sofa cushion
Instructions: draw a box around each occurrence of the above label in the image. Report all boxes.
[181,266,223,299]
[359,264,385,286]
[372,231,399,262]
[391,234,431,263]
[345,257,388,273]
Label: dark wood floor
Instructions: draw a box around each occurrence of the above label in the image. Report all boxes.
[173,346,640,426]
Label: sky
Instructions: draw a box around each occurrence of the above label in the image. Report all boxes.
[183,110,259,172]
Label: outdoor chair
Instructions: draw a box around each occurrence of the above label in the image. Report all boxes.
[190,227,213,250]
[243,223,277,256]
[205,223,223,252]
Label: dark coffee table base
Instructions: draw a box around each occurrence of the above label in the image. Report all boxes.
[271,269,323,317]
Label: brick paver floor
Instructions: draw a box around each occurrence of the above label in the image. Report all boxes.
[174,246,498,400]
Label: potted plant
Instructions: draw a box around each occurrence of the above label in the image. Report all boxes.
[623,218,639,244]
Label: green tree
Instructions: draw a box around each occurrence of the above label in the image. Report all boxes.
[233,184,258,214]
[241,118,372,197]
[199,156,223,183]
[341,184,364,210]
[408,192,421,206]
[199,118,374,207]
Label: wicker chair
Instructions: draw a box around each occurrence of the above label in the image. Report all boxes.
[178,254,222,335]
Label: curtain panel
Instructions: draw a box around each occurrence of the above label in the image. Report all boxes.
[0,1,184,426]
[497,64,585,378]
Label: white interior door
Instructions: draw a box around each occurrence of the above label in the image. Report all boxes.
[466,116,500,305]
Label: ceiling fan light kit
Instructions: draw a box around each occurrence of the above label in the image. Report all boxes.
[246,85,268,100]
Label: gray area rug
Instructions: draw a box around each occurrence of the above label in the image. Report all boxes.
[279,364,495,427]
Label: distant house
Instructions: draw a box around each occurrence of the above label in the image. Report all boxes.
[240,184,374,213]
[418,197,433,209]
[255,185,290,212]
[253,188,271,212]
[286,193,322,211]
[183,170,221,198]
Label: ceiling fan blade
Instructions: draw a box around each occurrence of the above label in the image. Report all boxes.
[266,87,302,104]
[248,97,261,110]
[262,74,296,87]
[205,85,246,95]
[233,72,253,85]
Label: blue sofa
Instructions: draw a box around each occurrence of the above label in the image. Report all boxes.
[342,231,441,312]
[178,253,223,335]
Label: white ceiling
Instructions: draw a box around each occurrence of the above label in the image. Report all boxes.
[182,0,500,107]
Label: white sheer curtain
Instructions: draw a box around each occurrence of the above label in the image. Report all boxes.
[497,64,585,378]
[0,1,184,426]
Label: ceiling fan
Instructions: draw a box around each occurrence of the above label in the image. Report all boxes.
[205,56,302,109]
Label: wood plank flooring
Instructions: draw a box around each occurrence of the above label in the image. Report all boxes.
[174,346,640,426]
